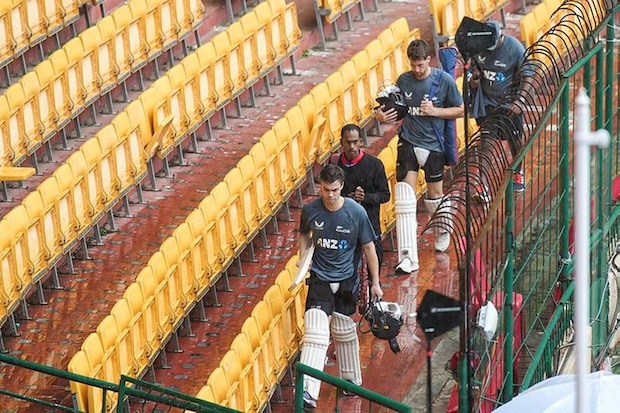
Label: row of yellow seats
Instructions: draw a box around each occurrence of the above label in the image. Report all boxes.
[0,0,86,66]
[0,0,301,348]
[63,16,420,411]
[0,0,203,168]
[309,17,419,165]
[520,0,609,72]
[315,0,361,25]
[429,0,508,43]
[0,97,155,344]
[194,256,307,413]
[520,0,564,47]
[146,0,301,160]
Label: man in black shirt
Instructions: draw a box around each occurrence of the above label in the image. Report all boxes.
[336,124,391,269]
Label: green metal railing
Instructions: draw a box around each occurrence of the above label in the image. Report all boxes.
[0,352,240,413]
[293,362,412,412]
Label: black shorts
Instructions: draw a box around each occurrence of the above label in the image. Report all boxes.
[396,140,445,183]
[305,272,359,316]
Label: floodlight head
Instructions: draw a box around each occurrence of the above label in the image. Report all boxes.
[476,301,498,341]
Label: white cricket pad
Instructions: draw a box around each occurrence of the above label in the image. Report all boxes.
[394,182,419,273]
[300,308,330,399]
[425,197,453,252]
[330,312,362,385]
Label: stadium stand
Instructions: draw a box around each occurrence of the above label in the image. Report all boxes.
[313,0,369,50]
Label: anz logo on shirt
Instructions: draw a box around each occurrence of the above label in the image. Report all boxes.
[482,69,506,83]
[409,94,439,116]
[316,238,350,250]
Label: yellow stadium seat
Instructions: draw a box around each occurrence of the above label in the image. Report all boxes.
[5,80,42,163]
[230,332,264,411]
[12,197,49,281]
[137,265,169,345]
[217,29,248,104]
[251,301,280,385]
[96,316,122,408]
[182,210,211,299]
[226,165,258,241]
[59,0,80,26]
[208,180,246,258]
[248,141,280,210]
[271,117,298,189]
[194,45,218,127]
[155,0,179,54]
[263,285,290,370]
[172,221,204,300]
[9,0,29,60]
[36,179,65,257]
[67,351,90,412]
[177,55,208,128]
[0,220,21,317]
[110,299,136,376]
[110,4,144,78]
[21,71,49,155]
[63,43,90,118]
[520,13,539,48]
[335,63,364,125]
[131,0,164,67]
[45,52,74,131]
[79,25,117,97]
[240,11,276,80]
[2,208,32,297]
[261,128,295,202]
[135,275,162,361]
[41,0,64,40]
[219,350,246,411]
[24,0,47,50]
[364,38,388,96]
[159,238,190,318]
[66,150,98,232]
[197,202,226,284]
[207,366,235,408]
[96,15,131,85]
[122,283,152,370]
[195,384,216,404]
[269,0,301,57]
[207,41,234,112]
[0,95,28,166]
[81,332,105,372]
[0,5,12,68]
[80,138,112,219]
[68,36,100,108]
[241,316,274,399]
[230,333,261,412]
[148,251,177,336]
[255,1,285,69]
[96,131,123,206]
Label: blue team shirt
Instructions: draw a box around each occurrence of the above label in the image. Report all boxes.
[396,68,463,152]
[299,197,376,282]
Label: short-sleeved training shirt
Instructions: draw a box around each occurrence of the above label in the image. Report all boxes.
[299,197,376,282]
[473,34,527,107]
[396,68,463,152]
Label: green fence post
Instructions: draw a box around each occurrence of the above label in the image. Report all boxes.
[559,81,571,282]
[503,181,515,402]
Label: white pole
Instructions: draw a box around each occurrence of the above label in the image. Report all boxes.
[573,87,610,413]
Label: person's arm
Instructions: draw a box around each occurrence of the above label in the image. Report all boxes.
[421,104,464,120]
[298,231,312,257]
[361,160,391,207]
[374,105,404,124]
[362,241,383,300]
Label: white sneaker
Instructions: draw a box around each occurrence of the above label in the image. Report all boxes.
[435,229,450,252]
[303,391,317,409]
[395,254,419,274]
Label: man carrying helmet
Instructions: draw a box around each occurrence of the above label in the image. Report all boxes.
[375,39,464,271]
